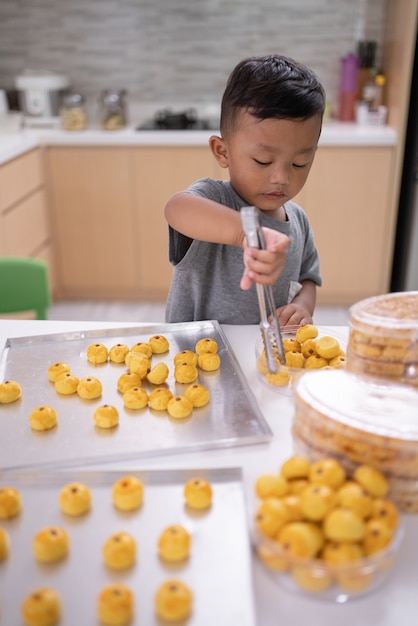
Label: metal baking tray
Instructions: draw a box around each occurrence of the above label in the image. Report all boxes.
[0,321,272,470]
[0,466,256,625]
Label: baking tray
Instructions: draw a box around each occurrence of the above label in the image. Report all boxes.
[0,466,256,625]
[0,321,272,470]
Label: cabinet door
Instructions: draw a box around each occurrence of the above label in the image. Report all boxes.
[132,146,217,297]
[46,147,138,298]
[299,146,393,305]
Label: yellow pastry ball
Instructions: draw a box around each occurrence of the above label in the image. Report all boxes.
[21,587,61,626]
[281,456,311,480]
[29,405,58,431]
[47,362,71,383]
[93,404,119,429]
[148,387,173,410]
[197,352,221,372]
[281,494,304,522]
[147,362,169,385]
[32,526,69,562]
[278,521,324,558]
[315,335,341,360]
[305,354,328,369]
[328,355,347,368]
[102,531,136,569]
[174,350,198,366]
[0,527,10,560]
[300,338,317,359]
[255,497,290,538]
[184,383,210,408]
[97,583,134,626]
[288,478,309,494]
[117,371,141,393]
[309,458,346,489]
[362,518,394,555]
[321,540,364,564]
[195,337,218,355]
[158,525,191,562]
[59,482,91,516]
[353,465,389,498]
[112,476,144,511]
[131,341,153,358]
[87,342,109,364]
[123,386,149,409]
[285,351,305,369]
[291,565,332,593]
[0,379,22,403]
[299,483,337,521]
[167,395,193,419]
[337,480,374,519]
[283,338,301,353]
[109,343,130,363]
[266,366,291,387]
[371,499,399,531]
[295,324,318,344]
[77,376,102,400]
[174,363,199,384]
[155,579,193,623]
[149,334,170,354]
[257,542,290,572]
[323,508,366,542]
[0,486,21,519]
[54,372,79,395]
[255,474,289,499]
[127,353,151,379]
[184,478,213,509]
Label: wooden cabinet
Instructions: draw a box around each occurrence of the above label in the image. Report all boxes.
[293,146,394,305]
[0,148,54,287]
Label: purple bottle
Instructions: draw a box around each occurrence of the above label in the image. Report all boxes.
[338,53,359,121]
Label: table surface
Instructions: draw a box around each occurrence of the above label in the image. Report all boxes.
[0,319,417,626]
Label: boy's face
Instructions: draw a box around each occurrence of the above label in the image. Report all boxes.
[211,109,322,215]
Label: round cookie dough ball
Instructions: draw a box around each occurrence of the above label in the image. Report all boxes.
[278,521,324,558]
[266,366,291,387]
[371,498,399,531]
[323,507,366,543]
[285,350,305,369]
[86,342,109,364]
[148,387,173,411]
[158,525,191,562]
[353,465,389,498]
[131,341,152,359]
[301,338,317,359]
[281,456,311,480]
[299,483,337,521]
[55,372,80,395]
[195,337,218,355]
[47,362,71,383]
[155,579,193,623]
[77,376,102,400]
[147,362,169,385]
[102,531,136,569]
[174,363,199,384]
[117,371,141,393]
[255,474,289,499]
[0,486,22,519]
[309,458,346,489]
[184,478,213,509]
[0,379,22,403]
[337,480,374,519]
[0,527,10,560]
[304,354,328,369]
[29,405,58,431]
[174,350,198,367]
[315,335,341,360]
[197,352,221,372]
[59,482,91,516]
[167,395,193,419]
[32,526,69,563]
[291,564,332,593]
[362,518,394,555]
[93,404,119,429]
[184,383,210,408]
[109,343,130,364]
[21,587,62,626]
[255,497,290,538]
[283,338,301,353]
[97,583,134,626]
[127,353,151,379]
[112,476,144,511]
[321,540,364,564]
[149,334,169,354]
[123,386,148,409]
[295,324,318,344]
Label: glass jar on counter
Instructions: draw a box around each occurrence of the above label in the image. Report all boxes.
[99,89,127,130]
[61,93,87,131]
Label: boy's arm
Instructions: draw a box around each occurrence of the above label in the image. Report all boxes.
[275,279,316,327]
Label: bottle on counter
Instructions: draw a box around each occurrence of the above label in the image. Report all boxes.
[99,89,127,130]
[60,93,87,131]
[338,53,359,122]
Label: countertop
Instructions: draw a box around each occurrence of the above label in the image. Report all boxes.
[0,319,416,626]
[0,121,398,166]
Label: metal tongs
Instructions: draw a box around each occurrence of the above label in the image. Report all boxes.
[241,206,285,373]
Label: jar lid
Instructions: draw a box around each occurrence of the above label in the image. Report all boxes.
[349,291,418,330]
[63,93,84,106]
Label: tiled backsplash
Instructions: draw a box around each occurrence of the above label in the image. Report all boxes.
[0,0,386,115]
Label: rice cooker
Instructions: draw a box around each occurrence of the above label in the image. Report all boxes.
[15,71,70,120]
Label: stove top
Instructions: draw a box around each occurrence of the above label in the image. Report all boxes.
[136,108,219,131]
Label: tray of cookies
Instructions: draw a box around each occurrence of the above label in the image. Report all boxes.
[0,320,272,471]
[0,466,256,626]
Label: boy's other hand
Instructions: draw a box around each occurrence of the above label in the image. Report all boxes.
[275,303,313,327]
[240,227,290,290]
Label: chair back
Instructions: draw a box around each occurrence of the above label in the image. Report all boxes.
[0,256,51,320]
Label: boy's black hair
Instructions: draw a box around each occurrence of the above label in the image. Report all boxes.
[220,54,326,136]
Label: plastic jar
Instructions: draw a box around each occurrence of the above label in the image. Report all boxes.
[61,93,87,131]
[99,89,127,130]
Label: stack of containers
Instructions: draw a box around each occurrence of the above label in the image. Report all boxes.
[292,291,418,512]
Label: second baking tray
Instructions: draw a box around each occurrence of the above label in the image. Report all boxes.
[0,320,272,470]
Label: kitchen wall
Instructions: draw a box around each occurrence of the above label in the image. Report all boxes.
[0,0,387,116]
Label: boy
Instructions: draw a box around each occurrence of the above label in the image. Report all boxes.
[165,54,326,326]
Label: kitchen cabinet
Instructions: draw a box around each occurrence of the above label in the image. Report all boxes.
[294,145,394,305]
[0,148,54,287]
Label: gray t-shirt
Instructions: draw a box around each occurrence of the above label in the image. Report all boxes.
[165,178,321,325]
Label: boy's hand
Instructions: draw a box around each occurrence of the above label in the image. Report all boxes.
[275,303,313,327]
[240,227,290,290]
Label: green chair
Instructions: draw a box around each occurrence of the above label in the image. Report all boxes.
[0,256,52,320]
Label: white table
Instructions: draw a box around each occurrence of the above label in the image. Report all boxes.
[0,319,416,626]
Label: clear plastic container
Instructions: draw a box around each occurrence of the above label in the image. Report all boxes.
[99,89,127,130]
[61,93,87,131]
[347,291,418,387]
